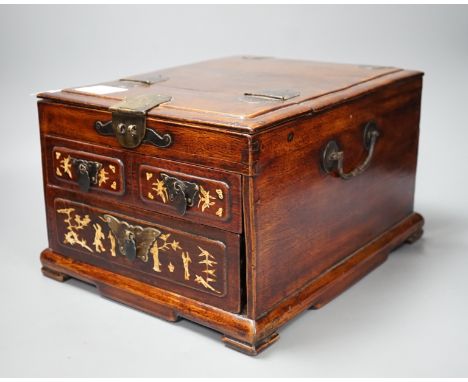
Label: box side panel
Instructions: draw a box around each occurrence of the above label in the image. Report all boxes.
[38,105,55,251]
[246,76,423,319]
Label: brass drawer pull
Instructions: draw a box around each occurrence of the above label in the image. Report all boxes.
[322,121,380,180]
[161,173,200,216]
[71,158,102,192]
[102,214,160,262]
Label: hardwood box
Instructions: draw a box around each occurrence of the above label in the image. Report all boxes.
[38,56,424,355]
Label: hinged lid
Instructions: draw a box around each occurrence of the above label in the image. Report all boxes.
[37,56,422,133]
[119,73,168,86]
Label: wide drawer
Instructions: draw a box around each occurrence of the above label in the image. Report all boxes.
[47,189,241,313]
[43,135,243,233]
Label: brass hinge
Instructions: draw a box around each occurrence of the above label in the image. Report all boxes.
[243,89,300,102]
[95,94,173,149]
[119,73,168,86]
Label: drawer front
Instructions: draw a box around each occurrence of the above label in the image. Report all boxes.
[38,102,251,175]
[52,147,124,195]
[49,193,241,313]
[45,136,127,198]
[136,155,242,233]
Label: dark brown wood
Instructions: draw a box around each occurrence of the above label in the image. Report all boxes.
[37,57,424,354]
[99,284,180,322]
[41,266,70,282]
[244,76,423,319]
[222,332,279,356]
[405,227,424,244]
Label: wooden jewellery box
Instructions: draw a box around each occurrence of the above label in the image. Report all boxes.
[38,56,424,355]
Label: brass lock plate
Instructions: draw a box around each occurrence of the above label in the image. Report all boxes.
[109,94,172,149]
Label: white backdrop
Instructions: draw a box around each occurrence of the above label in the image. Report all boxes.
[0,5,467,377]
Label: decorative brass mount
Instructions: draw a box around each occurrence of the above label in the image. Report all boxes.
[161,173,200,216]
[102,214,161,262]
[71,158,102,192]
[94,94,173,149]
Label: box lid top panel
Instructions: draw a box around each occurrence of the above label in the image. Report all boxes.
[38,56,421,133]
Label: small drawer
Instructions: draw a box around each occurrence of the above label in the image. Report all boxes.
[135,154,242,234]
[50,194,241,313]
[45,136,125,196]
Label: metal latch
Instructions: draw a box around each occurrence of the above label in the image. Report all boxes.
[243,89,300,102]
[94,94,173,149]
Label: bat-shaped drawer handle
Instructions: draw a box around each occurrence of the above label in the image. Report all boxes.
[102,214,161,262]
[71,158,102,192]
[322,121,380,180]
[160,173,200,216]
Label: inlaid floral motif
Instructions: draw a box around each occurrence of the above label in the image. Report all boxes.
[151,178,169,203]
[195,247,220,293]
[198,186,216,212]
[57,208,92,252]
[98,168,109,187]
[141,170,227,219]
[53,148,123,194]
[92,223,106,253]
